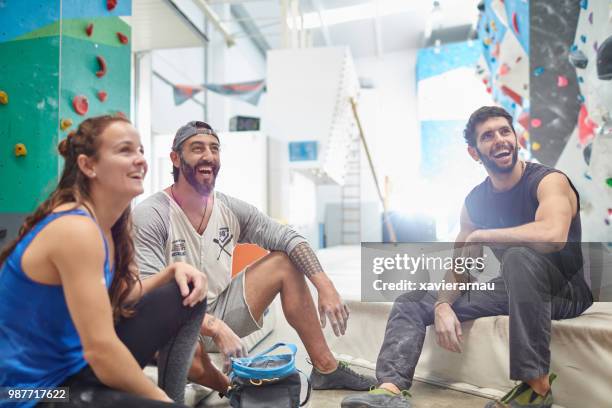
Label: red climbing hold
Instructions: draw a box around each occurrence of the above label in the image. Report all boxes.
[98,91,108,102]
[512,12,519,34]
[518,112,530,129]
[491,43,501,58]
[501,85,523,106]
[557,75,568,87]
[96,55,107,78]
[107,0,118,11]
[531,118,542,128]
[578,104,597,145]
[486,86,492,94]
[73,95,89,116]
[117,32,129,44]
[86,23,94,37]
[499,63,510,76]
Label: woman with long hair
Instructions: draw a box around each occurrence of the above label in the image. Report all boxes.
[0,115,207,407]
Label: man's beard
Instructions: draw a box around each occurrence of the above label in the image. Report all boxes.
[477,143,518,174]
[180,156,219,196]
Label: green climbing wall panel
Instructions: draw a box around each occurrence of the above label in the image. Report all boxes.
[0,3,131,214]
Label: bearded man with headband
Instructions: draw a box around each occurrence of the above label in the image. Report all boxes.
[132,121,374,398]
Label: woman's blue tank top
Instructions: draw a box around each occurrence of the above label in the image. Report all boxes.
[0,209,114,407]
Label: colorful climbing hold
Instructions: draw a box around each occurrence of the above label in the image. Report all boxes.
[117,32,128,44]
[512,12,519,34]
[60,118,73,131]
[14,143,27,157]
[606,219,610,226]
[72,95,89,116]
[557,75,568,87]
[501,85,523,106]
[608,208,612,217]
[96,55,107,78]
[531,118,542,128]
[584,171,592,180]
[490,20,497,32]
[579,104,597,145]
[583,142,592,165]
[569,49,588,69]
[516,56,522,63]
[486,86,492,94]
[484,37,492,46]
[532,142,541,151]
[518,112,530,129]
[607,177,612,187]
[499,63,510,76]
[580,35,587,44]
[580,0,588,10]
[86,23,93,37]
[97,90,108,102]
[589,12,593,24]
[570,44,578,52]
[594,41,598,52]
[578,94,586,102]
[0,90,8,105]
[578,76,584,83]
[534,66,545,76]
[491,43,500,58]
[107,0,118,11]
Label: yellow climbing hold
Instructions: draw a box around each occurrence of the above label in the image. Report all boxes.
[491,20,497,31]
[532,142,541,151]
[523,131,530,140]
[484,38,492,46]
[61,118,73,131]
[0,90,8,105]
[14,143,27,157]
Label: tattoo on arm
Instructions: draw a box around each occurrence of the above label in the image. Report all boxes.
[289,242,323,278]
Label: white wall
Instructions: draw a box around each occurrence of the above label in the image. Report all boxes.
[353,50,419,241]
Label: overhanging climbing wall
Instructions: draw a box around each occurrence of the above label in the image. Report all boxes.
[0,0,132,245]
[476,0,611,241]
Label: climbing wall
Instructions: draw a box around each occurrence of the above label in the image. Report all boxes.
[555,0,612,242]
[476,0,531,159]
[0,0,132,245]
[476,0,611,241]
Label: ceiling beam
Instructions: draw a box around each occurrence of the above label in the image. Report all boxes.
[230,4,271,57]
[192,0,236,46]
[162,0,209,44]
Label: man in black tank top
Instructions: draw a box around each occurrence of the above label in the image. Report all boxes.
[342,107,594,408]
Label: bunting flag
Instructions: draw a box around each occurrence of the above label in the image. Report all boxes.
[173,84,204,106]
[172,79,265,106]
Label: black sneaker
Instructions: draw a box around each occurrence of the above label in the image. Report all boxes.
[484,373,556,408]
[341,388,412,408]
[310,361,376,391]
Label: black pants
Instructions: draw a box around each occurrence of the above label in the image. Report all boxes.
[376,246,593,390]
[43,282,207,407]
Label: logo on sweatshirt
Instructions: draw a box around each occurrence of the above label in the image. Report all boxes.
[213,227,233,260]
[171,239,187,257]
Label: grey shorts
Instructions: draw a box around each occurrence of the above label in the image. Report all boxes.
[201,270,263,352]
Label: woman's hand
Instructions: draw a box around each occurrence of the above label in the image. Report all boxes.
[170,262,207,307]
